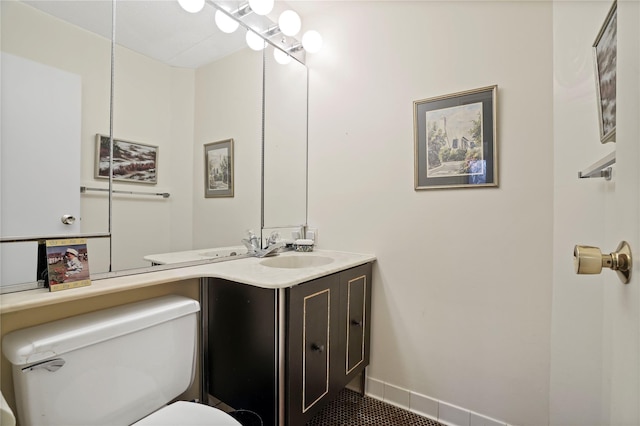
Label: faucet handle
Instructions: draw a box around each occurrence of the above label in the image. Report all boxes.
[268,231,280,244]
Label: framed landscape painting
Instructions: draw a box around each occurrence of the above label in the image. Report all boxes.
[95,134,158,184]
[593,0,616,143]
[414,85,498,190]
[204,139,234,198]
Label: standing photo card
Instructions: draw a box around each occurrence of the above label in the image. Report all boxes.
[45,238,91,292]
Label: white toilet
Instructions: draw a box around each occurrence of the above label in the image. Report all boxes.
[2,295,242,426]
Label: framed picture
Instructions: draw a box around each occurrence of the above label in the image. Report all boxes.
[593,0,616,144]
[204,139,234,198]
[414,85,498,190]
[45,238,91,292]
[95,134,158,184]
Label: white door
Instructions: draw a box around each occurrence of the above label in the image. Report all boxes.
[0,53,81,286]
[550,1,639,425]
[602,2,640,423]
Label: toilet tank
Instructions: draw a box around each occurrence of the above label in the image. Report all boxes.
[2,295,200,426]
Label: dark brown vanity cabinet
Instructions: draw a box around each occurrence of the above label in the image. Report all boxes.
[205,262,372,426]
[286,273,340,425]
[338,263,372,388]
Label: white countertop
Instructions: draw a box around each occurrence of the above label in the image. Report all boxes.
[0,250,376,314]
[143,245,247,264]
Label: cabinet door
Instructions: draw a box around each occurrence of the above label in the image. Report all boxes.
[207,278,278,425]
[287,274,339,425]
[338,263,372,387]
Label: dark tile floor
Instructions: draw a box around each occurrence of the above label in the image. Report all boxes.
[307,389,443,426]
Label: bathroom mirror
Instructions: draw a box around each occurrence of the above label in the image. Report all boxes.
[1,0,113,291]
[0,0,308,292]
[108,0,265,272]
[263,45,308,230]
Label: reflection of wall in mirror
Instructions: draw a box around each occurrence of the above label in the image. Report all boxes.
[1,0,112,285]
[193,49,263,250]
[263,49,308,228]
[2,1,267,279]
[1,52,81,286]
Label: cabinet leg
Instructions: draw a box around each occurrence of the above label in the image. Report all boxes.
[359,368,367,396]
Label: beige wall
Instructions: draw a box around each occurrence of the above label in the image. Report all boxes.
[193,48,263,249]
[304,2,553,424]
[0,279,201,421]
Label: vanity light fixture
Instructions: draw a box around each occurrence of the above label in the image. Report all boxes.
[246,29,266,51]
[214,9,240,33]
[180,0,322,63]
[178,0,205,13]
[273,48,292,65]
[301,30,323,54]
[213,3,251,34]
[278,10,301,37]
[248,0,274,16]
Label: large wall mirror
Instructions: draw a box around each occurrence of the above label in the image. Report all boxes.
[0,0,308,293]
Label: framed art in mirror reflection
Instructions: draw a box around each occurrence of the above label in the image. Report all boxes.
[95,134,158,184]
[204,139,234,198]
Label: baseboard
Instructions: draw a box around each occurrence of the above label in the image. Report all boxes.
[364,377,513,426]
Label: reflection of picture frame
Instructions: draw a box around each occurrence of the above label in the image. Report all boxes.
[45,238,91,292]
[414,85,498,190]
[204,139,234,198]
[95,134,158,184]
[593,0,616,144]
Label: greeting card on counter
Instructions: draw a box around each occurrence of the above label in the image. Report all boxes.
[45,238,91,292]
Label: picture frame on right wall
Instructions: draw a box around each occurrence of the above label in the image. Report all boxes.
[593,0,617,144]
[414,85,498,190]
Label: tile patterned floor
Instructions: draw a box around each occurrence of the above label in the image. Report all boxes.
[307,389,444,426]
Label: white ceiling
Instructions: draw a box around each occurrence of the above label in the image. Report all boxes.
[24,0,248,68]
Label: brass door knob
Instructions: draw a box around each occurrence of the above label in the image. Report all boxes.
[573,241,632,284]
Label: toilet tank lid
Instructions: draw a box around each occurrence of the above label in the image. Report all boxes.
[2,295,200,366]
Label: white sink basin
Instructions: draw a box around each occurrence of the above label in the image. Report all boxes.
[260,255,334,269]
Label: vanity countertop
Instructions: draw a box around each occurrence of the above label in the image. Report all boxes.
[0,250,376,314]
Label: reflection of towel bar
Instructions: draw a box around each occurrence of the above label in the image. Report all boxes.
[578,152,615,181]
[80,186,170,198]
[0,233,111,243]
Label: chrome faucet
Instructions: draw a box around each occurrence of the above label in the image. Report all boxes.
[255,241,285,258]
[242,230,284,258]
[241,230,261,254]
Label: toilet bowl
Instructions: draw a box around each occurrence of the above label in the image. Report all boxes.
[2,295,242,425]
[135,401,240,425]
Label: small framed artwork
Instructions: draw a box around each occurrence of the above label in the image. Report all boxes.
[45,238,91,292]
[593,0,616,144]
[414,85,498,190]
[204,139,234,198]
[95,134,158,184]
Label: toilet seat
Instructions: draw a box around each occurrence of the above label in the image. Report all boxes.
[134,401,242,425]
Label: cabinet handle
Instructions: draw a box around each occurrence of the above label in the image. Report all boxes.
[311,343,325,353]
[350,319,363,327]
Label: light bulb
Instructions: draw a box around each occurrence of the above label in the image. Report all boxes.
[273,48,291,65]
[278,10,301,36]
[177,0,205,13]
[215,10,239,34]
[302,30,323,53]
[246,30,266,51]
[248,0,274,16]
